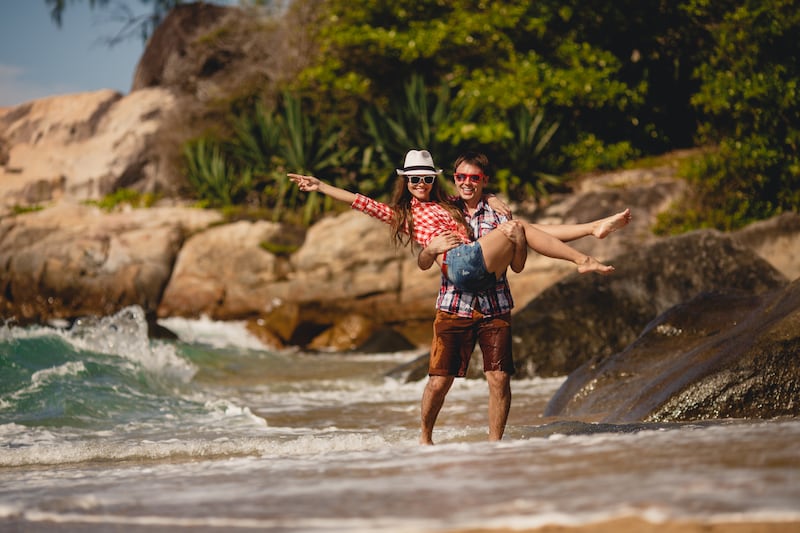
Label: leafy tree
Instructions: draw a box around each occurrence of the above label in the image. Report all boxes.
[656,0,800,232]
[295,0,698,185]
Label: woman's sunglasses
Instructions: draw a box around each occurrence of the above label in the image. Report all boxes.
[454,173,485,183]
[407,175,436,184]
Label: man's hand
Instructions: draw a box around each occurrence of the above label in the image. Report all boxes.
[498,220,527,273]
[486,195,512,219]
[497,220,523,245]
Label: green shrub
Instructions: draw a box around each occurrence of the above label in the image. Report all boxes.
[86,189,160,211]
[183,137,253,208]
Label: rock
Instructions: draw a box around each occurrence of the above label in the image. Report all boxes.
[352,326,417,354]
[732,211,800,281]
[157,219,301,320]
[511,229,788,378]
[245,318,285,349]
[0,89,178,213]
[308,313,374,352]
[0,203,221,324]
[544,279,800,422]
[132,2,312,104]
[268,211,441,345]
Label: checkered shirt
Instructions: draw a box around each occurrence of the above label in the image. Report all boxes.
[434,198,514,317]
[350,193,470,247]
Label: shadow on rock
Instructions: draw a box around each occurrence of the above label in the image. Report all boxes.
[512,229,788,377]
[545,278,800,423]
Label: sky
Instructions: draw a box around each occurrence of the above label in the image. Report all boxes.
[0,0,236,108]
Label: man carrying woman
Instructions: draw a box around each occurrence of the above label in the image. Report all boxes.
[289,149,631,443]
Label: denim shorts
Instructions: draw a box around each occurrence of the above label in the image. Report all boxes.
[443,241,497,292]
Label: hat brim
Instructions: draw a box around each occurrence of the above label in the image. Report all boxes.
[396,168,444,176]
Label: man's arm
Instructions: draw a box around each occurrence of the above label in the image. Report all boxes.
[497,220,527,273]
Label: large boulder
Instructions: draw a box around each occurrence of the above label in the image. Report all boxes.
[0,89,178,214]
[511,230,789,378]
[132,1,316,103]
[732,211,800,281]
[157,219,303,320]
[0,203,221,325]
[544,279,800,422]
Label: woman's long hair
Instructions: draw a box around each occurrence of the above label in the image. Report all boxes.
[387,174,472,248]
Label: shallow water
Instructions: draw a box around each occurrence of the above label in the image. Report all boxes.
[1,307,799,531]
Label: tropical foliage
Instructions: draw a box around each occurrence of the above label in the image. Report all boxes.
[655,0,800,232]
[47,0,800,231]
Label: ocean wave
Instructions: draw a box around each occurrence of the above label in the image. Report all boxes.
[0,430,401,467]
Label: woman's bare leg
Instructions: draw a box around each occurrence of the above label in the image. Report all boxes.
[531,208,632,242]
[475,229,517,277]
[476,224,615,276]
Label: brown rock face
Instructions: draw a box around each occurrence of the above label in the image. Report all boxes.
[0,88,179,212]
[511,230,789,378]
[0,204,221,325]
[132,3,235,91]
[131,2,310,103]
[544,279,800,422]
[157,220,298,320]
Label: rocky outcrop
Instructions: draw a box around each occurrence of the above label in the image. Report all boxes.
[0,89,178,214]
[132,1,317,105]
[511,229,789,378]
[0,203,221,326]
[157,211,443,349]
[732,211,800,281]
[544,278,800,422]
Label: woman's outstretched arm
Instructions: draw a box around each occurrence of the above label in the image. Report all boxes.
[288,174,357,204]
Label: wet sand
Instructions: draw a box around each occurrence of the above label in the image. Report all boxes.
[458,518,800,533]
[4,517,799,532]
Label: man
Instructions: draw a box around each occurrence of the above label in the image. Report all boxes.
[416,151,523,444]
[416,150,631,444]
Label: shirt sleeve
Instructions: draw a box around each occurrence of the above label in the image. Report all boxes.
[351,193,394,225]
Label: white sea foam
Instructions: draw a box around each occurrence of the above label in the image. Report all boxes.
[158,315,270,351]
[0,430,403,467]
[1,306,196,382]
[30,360,86,385]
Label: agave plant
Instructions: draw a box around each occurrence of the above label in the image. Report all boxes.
[183,137,253,207]
[276,93,358,223]
[363,74,461,190]
[499,106,563,200]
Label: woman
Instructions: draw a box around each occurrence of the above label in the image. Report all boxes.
[289,150,614,292]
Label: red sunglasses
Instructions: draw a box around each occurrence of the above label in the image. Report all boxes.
[454,173,485,183]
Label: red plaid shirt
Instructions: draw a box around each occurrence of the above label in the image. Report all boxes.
[435,198,514,317]
[350,193,470,247]
[351,193,513,318]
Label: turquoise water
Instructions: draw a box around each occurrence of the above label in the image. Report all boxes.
[1,307,799,531]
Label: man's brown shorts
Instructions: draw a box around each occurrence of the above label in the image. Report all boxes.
[428,310,515,377]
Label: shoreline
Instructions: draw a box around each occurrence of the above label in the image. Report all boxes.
[455,518,800,533]
[4,517,799,532]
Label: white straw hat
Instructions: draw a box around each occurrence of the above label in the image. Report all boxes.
[396,150,443,176]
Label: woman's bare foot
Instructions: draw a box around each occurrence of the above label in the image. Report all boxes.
[592,208,632,239]
[577,256,615,275]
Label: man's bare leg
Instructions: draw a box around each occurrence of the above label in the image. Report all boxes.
[420,375,454,445]
[486,370,511,441]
